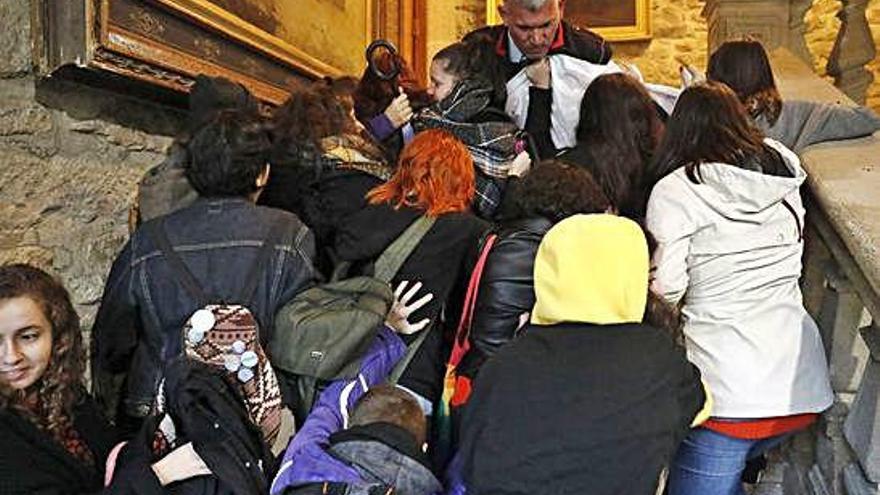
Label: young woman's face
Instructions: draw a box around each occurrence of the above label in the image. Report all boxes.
[0,297,53,391]
[428,59,457,103]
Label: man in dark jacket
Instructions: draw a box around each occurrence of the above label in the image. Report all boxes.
[464,0,614,158]
[92,110,318,434]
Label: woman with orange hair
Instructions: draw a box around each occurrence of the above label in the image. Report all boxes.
[335,129,489,417]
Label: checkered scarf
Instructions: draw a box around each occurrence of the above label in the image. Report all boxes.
[412,79,522,179]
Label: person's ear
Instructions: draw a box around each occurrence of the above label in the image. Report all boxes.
[558,0,566,17]
[497,3,506,22]
[256,163,270,189]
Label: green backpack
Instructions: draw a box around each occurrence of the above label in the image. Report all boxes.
[268,216,435,422]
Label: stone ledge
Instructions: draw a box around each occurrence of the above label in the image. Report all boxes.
[771,49,880,319]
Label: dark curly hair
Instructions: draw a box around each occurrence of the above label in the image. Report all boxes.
[0,264,90,463]
[272,83,355,154]
[499,159,610,223]
[185,109,271,197]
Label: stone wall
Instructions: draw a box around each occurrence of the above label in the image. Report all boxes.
[0,1,182,328]
[424,0,880,113]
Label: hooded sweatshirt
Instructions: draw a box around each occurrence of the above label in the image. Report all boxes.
[453,214,705,495]
[646,138,833,418]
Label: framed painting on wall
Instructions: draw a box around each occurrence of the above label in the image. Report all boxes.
[485,0,651,42]
[37,0,425,105]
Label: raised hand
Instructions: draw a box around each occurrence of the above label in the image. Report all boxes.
[525,58,551,89]
[386,280,434,335]
[383,89,414,129]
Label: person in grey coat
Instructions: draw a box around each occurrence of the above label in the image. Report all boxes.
[707,39,880,153]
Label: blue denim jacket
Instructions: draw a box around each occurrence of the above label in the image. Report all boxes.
[92,197,318,419]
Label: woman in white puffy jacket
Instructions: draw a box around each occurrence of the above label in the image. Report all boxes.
[646,81,833,495]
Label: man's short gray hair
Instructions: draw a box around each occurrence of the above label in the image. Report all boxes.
[505,0,557,11]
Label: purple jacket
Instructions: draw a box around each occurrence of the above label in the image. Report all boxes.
[270,326,406,494]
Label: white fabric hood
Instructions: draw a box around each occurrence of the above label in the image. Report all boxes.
[684,139,806,222]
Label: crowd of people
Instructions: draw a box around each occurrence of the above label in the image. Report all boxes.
[4,0,880,494]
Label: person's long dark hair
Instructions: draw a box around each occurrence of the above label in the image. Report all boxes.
[572,73,663,218]
[707,39,782,125]
[650,81,785,186]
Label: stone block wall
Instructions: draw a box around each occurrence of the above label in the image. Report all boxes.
[0,1,182,328]
[424,0,880,113]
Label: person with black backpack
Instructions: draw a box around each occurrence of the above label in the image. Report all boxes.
[92,109,318,436]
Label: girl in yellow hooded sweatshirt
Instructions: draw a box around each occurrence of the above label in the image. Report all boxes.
[452,214,707,495]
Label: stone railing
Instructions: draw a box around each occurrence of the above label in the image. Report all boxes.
[767,48,880,495]
[703,0,876,104]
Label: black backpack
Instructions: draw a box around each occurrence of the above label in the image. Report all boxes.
[106,359,274,495]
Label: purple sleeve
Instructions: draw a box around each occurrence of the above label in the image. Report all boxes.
[271,326,407,494]
[367,113,397,141]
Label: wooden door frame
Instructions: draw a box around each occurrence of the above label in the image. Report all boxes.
[375,0,428,85]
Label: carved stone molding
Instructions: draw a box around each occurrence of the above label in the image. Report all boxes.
[827,0,876,104]
[702,0,791,55]
[788,0,814,66]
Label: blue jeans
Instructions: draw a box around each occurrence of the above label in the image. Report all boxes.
[667,427,789,495]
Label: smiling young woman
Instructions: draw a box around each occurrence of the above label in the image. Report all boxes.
[0,264,117,495]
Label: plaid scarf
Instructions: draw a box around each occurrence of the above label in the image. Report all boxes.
[412,79,522,179]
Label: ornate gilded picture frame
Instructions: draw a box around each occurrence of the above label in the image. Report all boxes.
[38,0,422,105]
[485,0,652,42]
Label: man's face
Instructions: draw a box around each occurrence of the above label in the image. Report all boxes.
[500,0,564,60]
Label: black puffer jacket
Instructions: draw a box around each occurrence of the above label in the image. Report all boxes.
[469,217,553,358]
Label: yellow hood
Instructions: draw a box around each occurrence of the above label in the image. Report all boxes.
[532,214,648,326]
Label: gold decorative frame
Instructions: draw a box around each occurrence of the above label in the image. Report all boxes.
[150,0,373,78]
[38,0,425,105]
[485,0,652,42]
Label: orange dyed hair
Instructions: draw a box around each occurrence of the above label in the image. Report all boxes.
[367,129,475,216]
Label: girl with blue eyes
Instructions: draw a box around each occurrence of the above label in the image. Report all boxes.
[0,264,117,494]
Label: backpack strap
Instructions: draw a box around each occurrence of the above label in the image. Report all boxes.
[780,198,803,242]
[147,218,208,306]
[448,233,498,367]
[372,216,436,283]
[146,216,288,305]
[387,325,431,385]
[237,218,289,302]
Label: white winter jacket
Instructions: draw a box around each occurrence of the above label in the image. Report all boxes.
[646,139,833,418]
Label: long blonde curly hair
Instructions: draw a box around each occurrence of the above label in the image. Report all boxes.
[0,264,87,460]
